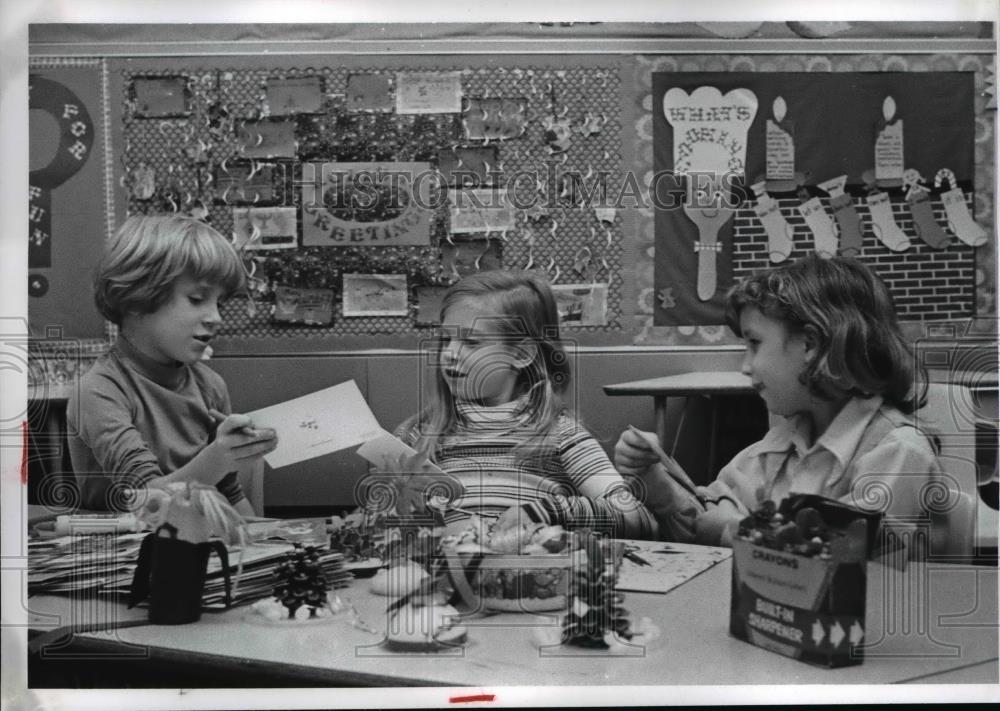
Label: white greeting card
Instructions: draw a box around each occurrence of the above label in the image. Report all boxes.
[246,380,382,469]
[356,430,446,475]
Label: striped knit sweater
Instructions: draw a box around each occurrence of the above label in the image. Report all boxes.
[395,398,658,540]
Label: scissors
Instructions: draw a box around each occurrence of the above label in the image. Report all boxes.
[623,544,651,567]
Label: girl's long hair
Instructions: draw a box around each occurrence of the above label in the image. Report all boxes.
[725,254,926,414]
[404,270,571,463]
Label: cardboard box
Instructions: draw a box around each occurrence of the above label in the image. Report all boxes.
[730,538,867,667]
[729,495,877,668]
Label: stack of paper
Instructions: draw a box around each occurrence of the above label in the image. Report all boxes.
[28,533,147,594]
[28,532,351,610]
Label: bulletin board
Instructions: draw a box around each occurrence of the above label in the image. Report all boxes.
[29,49,994,351]
[108,55,630,349]
[625,54,995,347]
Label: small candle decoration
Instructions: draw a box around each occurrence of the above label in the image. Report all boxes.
[874,96,904,187]
[765,96,796,191]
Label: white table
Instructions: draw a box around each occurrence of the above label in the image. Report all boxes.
[27,555,998,687]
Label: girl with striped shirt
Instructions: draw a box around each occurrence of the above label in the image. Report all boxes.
[392,271,658,540]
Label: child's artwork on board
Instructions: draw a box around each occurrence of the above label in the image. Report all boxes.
[440,239,502,279]
[449,189,516,233]
[764,96,797,194]
[215,161,284,205]
[437,146,498,187]
[874,96,904,188]
[662,85,758,179]
[346,73,393,113]
[232,207,297,250]
[396,71,463,114]
[265,76,325,116]
[463,97,528,141]
[414,286,448,327]
[342,274,409,317]
[551,283,609,327]
[237,119,297,159]
[300,162,433,246]
[271,286,334,326]
[131,76,191,118]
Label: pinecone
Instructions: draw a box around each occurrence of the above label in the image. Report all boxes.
[561,534,633,648]
[272,544,329,619]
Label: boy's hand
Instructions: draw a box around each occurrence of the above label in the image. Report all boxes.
[614,427,661,476]
[210,413,278,473]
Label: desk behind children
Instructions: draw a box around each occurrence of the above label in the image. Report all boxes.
[26,545,999,689]
[602,370,765,482]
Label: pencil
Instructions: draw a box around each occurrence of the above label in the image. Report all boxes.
[626,424,703,501]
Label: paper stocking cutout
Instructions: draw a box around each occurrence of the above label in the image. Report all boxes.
[865,191,911,252]
[935,168,987,247]
[908,193,950,249]
[903,170,950,250]
[796,191,838,258]
[818,175,863,257]
[750,181,793,263]
[683,190,735,301]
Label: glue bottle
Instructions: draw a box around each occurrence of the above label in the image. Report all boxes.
[54,513,139,536]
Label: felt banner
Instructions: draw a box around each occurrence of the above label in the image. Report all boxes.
[28,66,105,338]
[652,72,975,327]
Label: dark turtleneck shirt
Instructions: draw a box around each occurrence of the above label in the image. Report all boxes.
[67,336,244,511]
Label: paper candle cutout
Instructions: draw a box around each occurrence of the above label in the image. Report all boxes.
[750,181,793,263]
[865,191,911,252]
[796,189,838,259]
[874,96,904,188]
[765,96,796,193]
[683,179,736,301]
[662,86,758,177]
[903,169,950,249]
[934,168,987,247]
[818,175,863,257]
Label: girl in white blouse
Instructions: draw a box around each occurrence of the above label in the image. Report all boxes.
[616,255,944,550]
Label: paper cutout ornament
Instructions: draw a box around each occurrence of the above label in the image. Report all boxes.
[765,96,797,194]
[129,162,156,200]
[874,97,904,188]
[662,86,758,176]
[903,169,950,249]
[818,175,863,257]
[796,189,838,259]
[934,168,987,247]
[542,115,573,154]
[750,181,793,263]
[683,180,735,301]
[865,191,911,252]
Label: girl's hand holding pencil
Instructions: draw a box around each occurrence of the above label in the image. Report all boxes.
[616,425,702,502]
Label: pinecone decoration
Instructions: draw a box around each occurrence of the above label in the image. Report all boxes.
[272,544,329,620]
[561,534,634,648]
